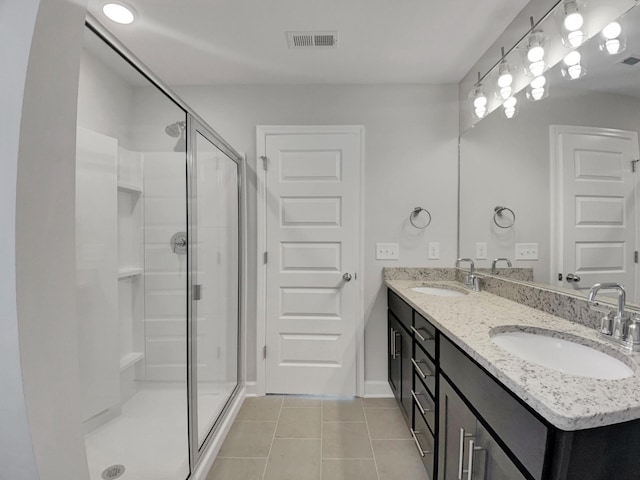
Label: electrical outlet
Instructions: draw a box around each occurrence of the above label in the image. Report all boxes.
[428,242,440,260]
[475,242,487,260]
[376,243,399,260]
[515,243,539,260]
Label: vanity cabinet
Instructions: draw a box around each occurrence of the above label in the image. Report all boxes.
[388,290,414,420]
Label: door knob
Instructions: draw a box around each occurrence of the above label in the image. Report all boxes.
[566,273,581,282]
[343,273,352,282]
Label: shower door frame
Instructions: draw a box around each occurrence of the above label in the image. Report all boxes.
[85,14,246,479]
[186,115,245,467]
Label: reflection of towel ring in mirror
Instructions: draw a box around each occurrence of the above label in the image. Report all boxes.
[410,207,432,229]
[494,206,515,229]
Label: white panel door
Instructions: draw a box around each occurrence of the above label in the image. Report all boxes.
[553,126,639,300]
[264,130,360,395]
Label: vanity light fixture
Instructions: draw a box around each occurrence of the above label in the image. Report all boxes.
[561,0,587,48]
[495,47,515,100]
[103,2,136,25]
[526,75,548,101]
[502,96,518,119]
[470,72,489,119]
[561,51,586,80]
[600,21,626,55]
[524,18,547,77]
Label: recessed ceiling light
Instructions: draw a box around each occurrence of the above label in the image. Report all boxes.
[102,2,136,25]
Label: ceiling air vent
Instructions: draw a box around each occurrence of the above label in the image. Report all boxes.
[619,55,640,66]
[286,31,338,49]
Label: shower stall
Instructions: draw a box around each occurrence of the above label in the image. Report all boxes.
[75,17,243,480]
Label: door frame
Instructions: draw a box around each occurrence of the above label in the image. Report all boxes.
[549,124,640,289]
[255,125,365,397]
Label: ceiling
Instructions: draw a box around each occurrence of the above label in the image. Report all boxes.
[86,0,530,86]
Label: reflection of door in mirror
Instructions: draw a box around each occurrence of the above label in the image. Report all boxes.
[551,126,639,301]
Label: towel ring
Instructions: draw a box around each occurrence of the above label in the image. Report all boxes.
[493,206,515,229]
[410,207,432,229]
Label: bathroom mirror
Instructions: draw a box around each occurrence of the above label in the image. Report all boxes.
[459,2,640,302]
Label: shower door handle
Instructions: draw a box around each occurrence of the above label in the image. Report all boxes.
[193,284,202,301]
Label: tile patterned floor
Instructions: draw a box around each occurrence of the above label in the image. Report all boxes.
[206,396,427,480]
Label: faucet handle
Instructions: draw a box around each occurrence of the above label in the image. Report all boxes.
[626,315,640,347]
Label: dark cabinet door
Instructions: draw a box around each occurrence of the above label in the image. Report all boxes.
[388,312,401,401]
[400,324,413,418]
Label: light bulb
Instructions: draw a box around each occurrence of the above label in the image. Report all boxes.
[503,97,517,109]
[473,95,487,108]
[103,3,135,24]
[531,88,545,100]
[564,11,584,31]
[529,61,545,77]
[527,45,545,62]
[602,22,622,39]
[504,108,517,119]
[564,51,581,66]
[605,39,622,55]
[567,30,585,47]
[475,107,487,119]
[498,72,513,88]
[568,64,583,79]
[499,86,513,100]
[530,75,546,89]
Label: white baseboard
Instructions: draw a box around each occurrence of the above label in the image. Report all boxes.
[192,385,245,480]
[364,380,393,398]
[245,381,258,397]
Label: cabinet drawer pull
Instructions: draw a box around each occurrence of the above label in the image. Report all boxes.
[411,325,433,342]
[467,439,484,480]
[411,390,431,416]
[410,429,431,458]
[411,358,433,379]
[390,327,395,358]
[458,428,474,480]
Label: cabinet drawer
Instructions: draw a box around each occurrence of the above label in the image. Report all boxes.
[440,336,548,480]
[413,375,436,435]
[388,289,412,330]
[413,344,436,398]
[413,312,437,359]
[412,408,435,480]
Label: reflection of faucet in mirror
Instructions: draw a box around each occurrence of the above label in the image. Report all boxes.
[456,258,480,291]
[491,258,512,274]
[587,283,640,351]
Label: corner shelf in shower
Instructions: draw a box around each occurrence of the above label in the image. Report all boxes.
[118,267,143,279]
[119,351,144,372]
[117,182,143,194]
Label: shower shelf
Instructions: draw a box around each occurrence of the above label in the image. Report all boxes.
[120,352,144,372]
[118,267,143,279]
[117,182,142,194]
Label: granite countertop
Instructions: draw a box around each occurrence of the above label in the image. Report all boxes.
[386,278,640,431]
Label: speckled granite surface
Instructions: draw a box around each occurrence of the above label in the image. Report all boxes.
[385,275,640,431]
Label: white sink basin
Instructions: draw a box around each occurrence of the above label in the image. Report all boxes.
[410,286,467,297]
[491,330,634,380]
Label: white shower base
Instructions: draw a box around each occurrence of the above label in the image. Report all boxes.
[85,382,235,480]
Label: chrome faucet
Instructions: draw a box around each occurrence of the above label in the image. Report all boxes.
[456,258,480,291]
[587,282,640,351]
[491,258,512,274]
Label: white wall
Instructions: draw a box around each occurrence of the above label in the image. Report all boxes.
[10,0,90,478]
[165,84,460,385]
[460,88,640,284]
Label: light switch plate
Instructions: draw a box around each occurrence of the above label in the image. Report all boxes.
[515,243,539,260]
[475,242,487,260]
[376,243,399,260]
[428,242,440,260]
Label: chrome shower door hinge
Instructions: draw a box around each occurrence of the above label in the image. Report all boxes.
[261,156,269,171]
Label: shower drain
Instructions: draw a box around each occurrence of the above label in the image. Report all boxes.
[101,465,125,479]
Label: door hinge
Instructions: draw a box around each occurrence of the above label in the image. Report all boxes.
[632,159,640,172]
[263,345,267,359]
[264,251,268,264]
[635,251,638,263]
[261,155,269,171]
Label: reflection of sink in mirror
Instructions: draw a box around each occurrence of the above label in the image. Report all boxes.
[491,329,634,380]
[410,286,467,297]
[459,3,640,305]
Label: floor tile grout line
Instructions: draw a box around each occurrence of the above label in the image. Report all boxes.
[260,396,284,480]
[363,405,383,480]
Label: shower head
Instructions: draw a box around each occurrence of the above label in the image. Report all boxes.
[165,120,185,138]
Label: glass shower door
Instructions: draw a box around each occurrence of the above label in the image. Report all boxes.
[188,118,240,452]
